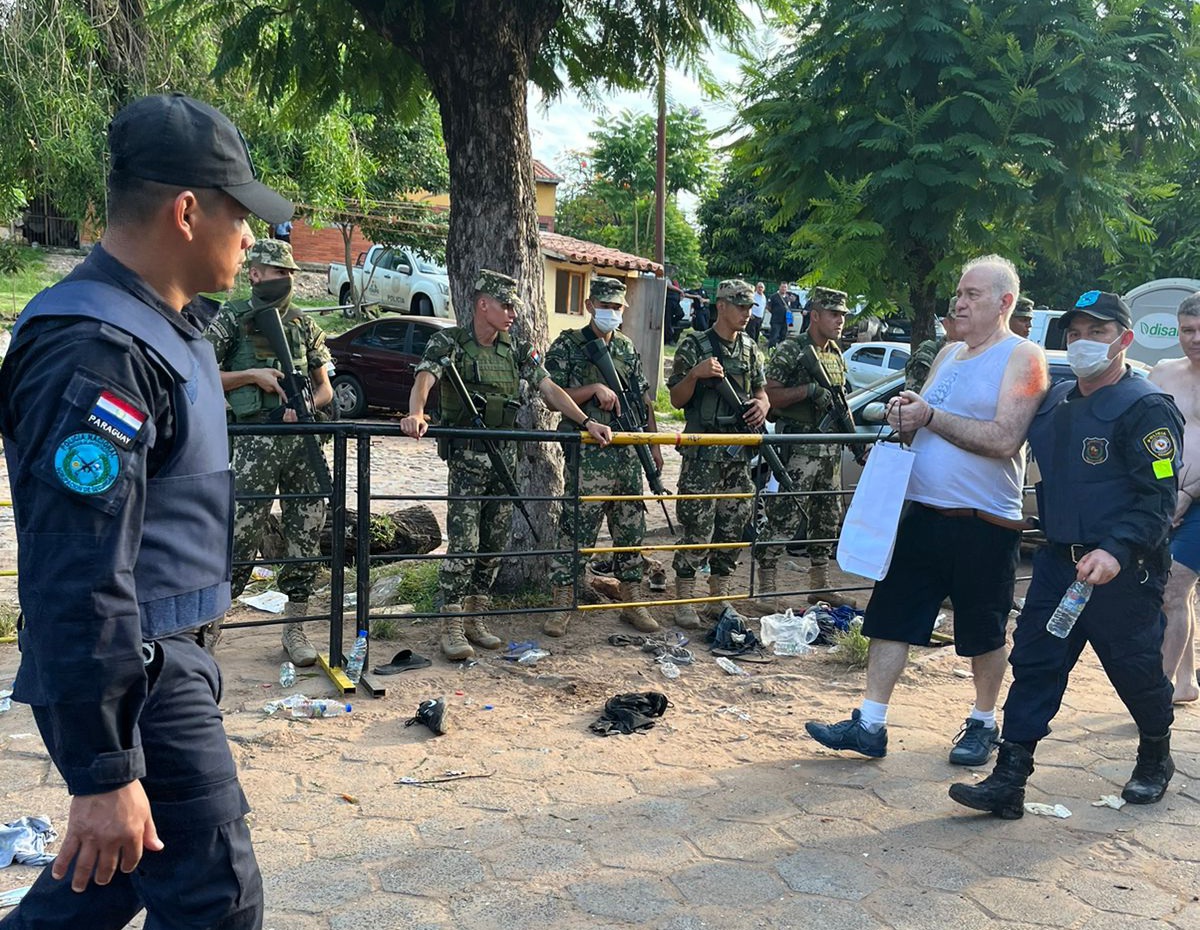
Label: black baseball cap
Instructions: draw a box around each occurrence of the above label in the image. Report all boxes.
[109,93,293,224]
[1061,290,1132,329]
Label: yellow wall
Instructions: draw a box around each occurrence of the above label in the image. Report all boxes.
[542,260,635,341]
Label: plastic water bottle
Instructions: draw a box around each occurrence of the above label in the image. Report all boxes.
[1046,581,1093,638]
[658,659,681,679]
[290,699,352,719]
[345,630,368,683]
[279,662,297,688]
[715,656,751,676]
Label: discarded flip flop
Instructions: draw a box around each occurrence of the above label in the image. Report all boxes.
[372,649,432,675]
[608,633,648,648]
[711,647,775,664]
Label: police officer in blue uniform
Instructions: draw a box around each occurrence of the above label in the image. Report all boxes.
[950,291,1183,819]
[0,94,290,928]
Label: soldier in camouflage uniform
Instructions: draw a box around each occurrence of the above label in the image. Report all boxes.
[757,287,855,608]
[400,270,612,661]
[668,278,769,627]
[207,238,334,666]
[904,299,961,392]
[542,276,663,637]
[1009,295,1034,339]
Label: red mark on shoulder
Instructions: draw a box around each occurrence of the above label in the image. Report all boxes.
[1012,351,1049,399]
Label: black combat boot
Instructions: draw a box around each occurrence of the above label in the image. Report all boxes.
[1121,732,1175,804]
[948,741,1034,820]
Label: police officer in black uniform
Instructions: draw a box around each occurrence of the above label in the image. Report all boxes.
[0,94,289,928]
[950,291,1183,819]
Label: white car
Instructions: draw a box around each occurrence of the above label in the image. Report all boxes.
[842,341,911,390]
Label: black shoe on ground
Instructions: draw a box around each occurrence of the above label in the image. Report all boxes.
[949,718,1001,766]
[1122,732,1174,804]
[405,697,448,736]
[948,741,1034,819]
[805,710,887,758]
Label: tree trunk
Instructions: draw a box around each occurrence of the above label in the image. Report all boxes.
[355,0,565,591]
[907,246,939,349]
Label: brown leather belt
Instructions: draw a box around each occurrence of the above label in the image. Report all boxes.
[919,503,1036,533]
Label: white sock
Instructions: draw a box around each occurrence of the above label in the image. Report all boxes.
[859,700,888,732]
[969,706,997,729]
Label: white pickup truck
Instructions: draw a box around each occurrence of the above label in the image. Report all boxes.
[326,245,452,317]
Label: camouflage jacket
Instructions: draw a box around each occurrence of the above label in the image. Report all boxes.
[668,328,765,432]
[545,326,649,429]
[904,337,946,392]
[767,333,847,428]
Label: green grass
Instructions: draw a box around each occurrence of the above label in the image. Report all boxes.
[830,622,870,669]
[0,604,17,639]
[0,252,58,322]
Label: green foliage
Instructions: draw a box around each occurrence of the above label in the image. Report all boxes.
[0,603,17,639]
[0,249,54,321]
[830,623,870,670]
[734,0,1200,342]
[0,239,33,277]
[698,163,803,281]
[369,561,439,616]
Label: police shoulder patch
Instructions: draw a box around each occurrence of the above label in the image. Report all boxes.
[1142,427,1176,460]
[1082,437,1109,465]
[54,432,121,495]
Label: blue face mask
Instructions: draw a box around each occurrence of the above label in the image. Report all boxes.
[592,307,623,334]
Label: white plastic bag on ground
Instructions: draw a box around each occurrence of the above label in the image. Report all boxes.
[758,609,820,655]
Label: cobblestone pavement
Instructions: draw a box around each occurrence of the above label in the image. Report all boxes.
[0,430,1197,929]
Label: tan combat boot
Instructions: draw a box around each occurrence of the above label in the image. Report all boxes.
[807,561,858,609]
[674,576,702,630]
[440,605,475,661]
[618,580,660,633]
[757,566,778,613]
[283,600,318,667]
[543,585,574,637]
[462,594,502,650]
[706,574,735,620]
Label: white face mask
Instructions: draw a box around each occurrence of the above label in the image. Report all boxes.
[592,307,623,334]
[1067,335,1119,379]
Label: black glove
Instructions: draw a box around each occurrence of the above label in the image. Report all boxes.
[808,382,833,411]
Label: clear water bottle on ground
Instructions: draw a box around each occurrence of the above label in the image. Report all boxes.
[290,699,352,719]
[345,630,368,683]
[1046,581,1093,638]
[279,662,296,688]
[658,659,681,679]
[715,656,751,676]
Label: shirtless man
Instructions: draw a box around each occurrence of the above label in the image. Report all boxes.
[1148,293,1200,703]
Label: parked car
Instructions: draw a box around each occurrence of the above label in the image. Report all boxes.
[842,341,911,390]
[326,315,455,418]
[838,350,1152,517]
[327,245,452,317]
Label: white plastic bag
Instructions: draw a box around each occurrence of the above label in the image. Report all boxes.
[758,609,820,655]
[837,442,916,580]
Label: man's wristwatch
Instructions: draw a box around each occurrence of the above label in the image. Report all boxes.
[580,416,594,429]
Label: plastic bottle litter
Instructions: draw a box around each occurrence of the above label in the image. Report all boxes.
[290,699,352,719]
[658,659,681,679]
[517,648,550,666]
[1046,581,1093,638]
[715,656,751,676]
[279,662,297,688]
[758,609,819,655]
[772,641,812,657]
[0,689,11,714]
[345,630,369,683]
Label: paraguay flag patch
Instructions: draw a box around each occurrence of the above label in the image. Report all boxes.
[84,390,147,450]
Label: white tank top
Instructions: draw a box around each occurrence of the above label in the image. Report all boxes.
[906,334,1026,520]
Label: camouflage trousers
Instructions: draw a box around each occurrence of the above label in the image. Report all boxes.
[755,443,842,569]
[439,446,517,605]
[549,445,645,586]
[231,433,329,600]
[673,447,753,579]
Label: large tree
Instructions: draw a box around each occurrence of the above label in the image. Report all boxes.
[698,162,800,282]
[201,0,759,580]
[734,0,1200,344]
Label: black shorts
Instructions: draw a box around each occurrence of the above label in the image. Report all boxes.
[860,503,1020,656]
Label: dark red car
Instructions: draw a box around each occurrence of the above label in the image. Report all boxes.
[326,315,455,418]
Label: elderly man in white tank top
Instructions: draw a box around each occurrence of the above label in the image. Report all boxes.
[807,255,1049,765]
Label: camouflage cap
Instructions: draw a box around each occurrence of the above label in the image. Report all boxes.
[1012,296,1034,318]
[809,286,848,312]
[474,269,522,307]
[716,278,756,306]
[590,275,627,305]
[246,238,299,271]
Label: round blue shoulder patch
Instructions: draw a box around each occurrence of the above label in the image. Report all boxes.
[54,432,121,495]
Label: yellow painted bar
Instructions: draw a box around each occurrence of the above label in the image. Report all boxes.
[0,571,15,578]
[580,431,762,447]
[580,541,748,555]
[577,592,748,611]
[316,653,356,695]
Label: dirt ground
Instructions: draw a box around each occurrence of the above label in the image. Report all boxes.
[0,434,1198,929]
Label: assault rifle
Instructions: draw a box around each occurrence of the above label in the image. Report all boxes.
[251,295,332,495]
[581,336,675,534]
[705,330,794,492]
[802,344,868,466]
[438,355,540,542]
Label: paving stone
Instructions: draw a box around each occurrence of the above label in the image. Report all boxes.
[1063,869,1177,918]
[448,883,584,930]
[670,861,786,909]
[263,912,330,930]
[309,821,420,863]
[378,848,486,896]
[483,836,592,880]
[775,848,880,900]
[685,819,794,861]
[867,844,984,892]
[566,874,680,922]
[1128,822,1200,862]
[262,858,372,912]
[762,894,873,929]
[965,878,1093,927]
[414,809,521,851]
[588,826,702,871]
[328,894,451,930]
[862,886,993,930]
